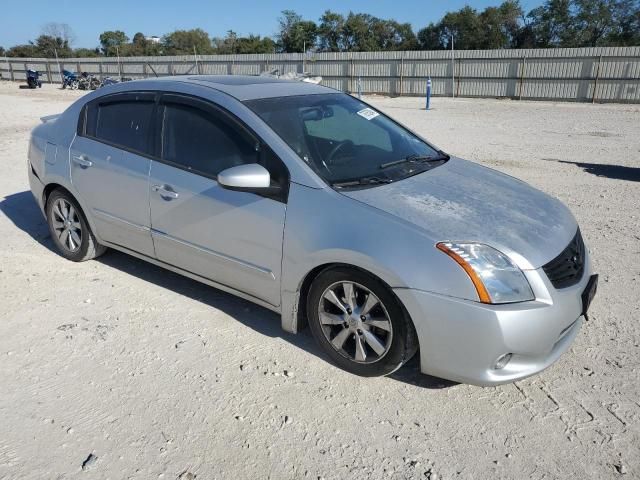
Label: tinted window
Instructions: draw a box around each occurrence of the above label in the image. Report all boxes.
[245,93,446,186]
[162,103,257,177]
[93,100,154,154]
[304,103,392,152]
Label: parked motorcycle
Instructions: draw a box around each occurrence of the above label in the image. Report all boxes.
[99,76,120,88]
[26,69,42,88]
[77,72,101,90]
[62,70,80,90]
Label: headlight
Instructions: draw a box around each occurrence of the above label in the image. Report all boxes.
[436,242,534,304]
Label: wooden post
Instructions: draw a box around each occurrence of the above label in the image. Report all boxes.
[350,53,354,93]
[592,55,602,104]
[98,61,103,77]
[143,63,147,78]
[46,61,52,84]
[77,61,81,74]
[518,56,527,100]
[169,61,173,76]
[399,52,404,96]
[8,61,14,81]
[456,58,462,97]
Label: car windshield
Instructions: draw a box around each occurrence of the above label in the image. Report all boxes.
[244,93,447,188]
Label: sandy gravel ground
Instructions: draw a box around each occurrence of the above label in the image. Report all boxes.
[0,82,639,480]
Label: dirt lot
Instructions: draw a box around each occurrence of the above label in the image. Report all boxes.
[0,82,639,480]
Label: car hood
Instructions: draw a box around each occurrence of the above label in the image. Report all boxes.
[340,157,577,269]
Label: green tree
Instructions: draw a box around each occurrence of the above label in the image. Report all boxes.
[478,1,524,48]
[6,44,38,57]
[527,0,575,46]
[573,0,640,46]
[99,30,129,56]
[277,10,318,52]
[441,6,485,49]
[212,30,237,53]
[342,13,380,51]
[235,35,276,54]
[417,23,444,49]
[32,34,73,57]
[73,47,101,57]
[318,10,346,51]
[162,28,212,55]
[380,20,419,50]
[606,0,640,45]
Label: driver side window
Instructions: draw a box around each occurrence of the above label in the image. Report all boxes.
[161,102,257,178]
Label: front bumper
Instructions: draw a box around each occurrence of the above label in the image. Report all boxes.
[394,260,592,386]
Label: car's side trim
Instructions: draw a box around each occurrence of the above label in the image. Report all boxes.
[94,208,150,232]
[99,239,282,312]
[150,228,276,280]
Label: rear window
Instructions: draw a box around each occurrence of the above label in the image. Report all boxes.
[85,95,154,155]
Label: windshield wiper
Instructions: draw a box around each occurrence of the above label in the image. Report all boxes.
[332,176,393,188]
[379,154,447,170]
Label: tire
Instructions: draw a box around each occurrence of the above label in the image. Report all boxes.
[307,267,418,377]
[46,189,107,262]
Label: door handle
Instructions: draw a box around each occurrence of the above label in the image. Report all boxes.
[72,155,93,168]
[152,184,179,200]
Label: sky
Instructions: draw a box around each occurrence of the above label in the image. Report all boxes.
[1,0,544,49]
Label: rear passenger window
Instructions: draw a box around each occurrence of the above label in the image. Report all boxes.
[85,96,154,155]
[162,103,257,178]
[96,101,154,154]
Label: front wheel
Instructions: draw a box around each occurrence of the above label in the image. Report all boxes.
[307,268,418,377]
[46,190,106,262]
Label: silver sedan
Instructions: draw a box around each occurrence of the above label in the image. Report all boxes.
[28,75,597,385]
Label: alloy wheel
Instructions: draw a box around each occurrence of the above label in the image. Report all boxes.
[51,198,82,253]
[318,281,393,364]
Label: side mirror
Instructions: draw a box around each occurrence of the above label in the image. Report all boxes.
[217,163,271,190]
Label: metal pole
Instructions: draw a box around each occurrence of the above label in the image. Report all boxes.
[426,76,432,110]
[116,45,122,80]
[193,46,199,74]
[54,48,63,84]
[451,35,455,98]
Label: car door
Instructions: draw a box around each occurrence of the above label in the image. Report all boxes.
[149,94,287,307]
[69,92,155,257]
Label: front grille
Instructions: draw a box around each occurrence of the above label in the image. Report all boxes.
[542,229,586,289]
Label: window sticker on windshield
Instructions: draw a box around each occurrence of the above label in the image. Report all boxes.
[356,108,379,120]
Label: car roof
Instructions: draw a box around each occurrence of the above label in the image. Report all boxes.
[148,75,337,101]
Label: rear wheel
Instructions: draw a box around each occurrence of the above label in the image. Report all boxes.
[46,190,106,262]
[307,267,418,377]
